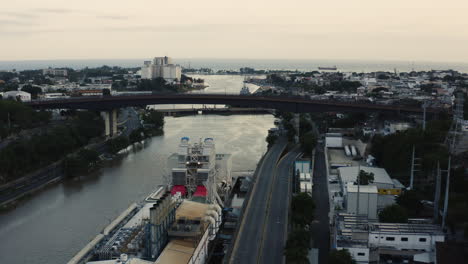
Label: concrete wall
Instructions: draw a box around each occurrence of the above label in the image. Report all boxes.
[338,247,370,263]
[368,233,445,251]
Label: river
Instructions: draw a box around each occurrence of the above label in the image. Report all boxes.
[0,75,274,264]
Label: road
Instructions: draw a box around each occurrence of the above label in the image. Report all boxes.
[310,143,330,264]
[260,147,301,264]
[229,140,287,264]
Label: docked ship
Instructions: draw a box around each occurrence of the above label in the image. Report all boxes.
[68,137,232,264]
[318,66,337,71]
[240,83,250,95]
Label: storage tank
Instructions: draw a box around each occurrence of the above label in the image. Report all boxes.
[351,145,357,157]
[344,145,351,156]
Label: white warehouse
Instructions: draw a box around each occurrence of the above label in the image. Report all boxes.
[335,214,445,264]
[345,182,378,219]
[141,56,182,83]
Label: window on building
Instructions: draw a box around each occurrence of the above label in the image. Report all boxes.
[357,253,366,256]
[401,237,408,242]
[419,238,427,242]
[386,237,395,241]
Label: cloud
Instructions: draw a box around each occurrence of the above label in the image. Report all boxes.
[31,8,75,14]
[3,11,38,19]
[0,19,35,27]
[97,15,129,20]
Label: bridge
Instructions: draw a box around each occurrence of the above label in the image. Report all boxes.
[26,94,446,136]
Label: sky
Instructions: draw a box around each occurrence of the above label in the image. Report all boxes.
[1,0,468,62]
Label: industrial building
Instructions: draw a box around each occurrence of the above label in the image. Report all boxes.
[337,166,404,209]
[140,57,182,83]
[1,90,31,102]
[334,214,445,264]
[42,67,68,76]
[344,182,378,219]
[325,133,343,148]
[338,166,403,195]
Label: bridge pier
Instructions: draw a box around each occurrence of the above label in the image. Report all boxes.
[101,109,118,137]
[294,113,300,143]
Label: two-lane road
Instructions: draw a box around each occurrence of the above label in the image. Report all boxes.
[260,147,301,264]
[229,140,287,264]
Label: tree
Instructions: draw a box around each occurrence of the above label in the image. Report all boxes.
[329,249,356,264]
[358,170,374,185]
[284,229,310,264]
[291,192,315,227]
[397,190,423,217]
[107,136,130,154]
[379,204,408,223]
[129,129,144,143]
[142,110,165,129]
[300,132,317,154]
[21,84,42,99]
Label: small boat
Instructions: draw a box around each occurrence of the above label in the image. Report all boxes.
[318,66,337,71]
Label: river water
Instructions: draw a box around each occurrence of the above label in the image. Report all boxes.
[0,75,273,264]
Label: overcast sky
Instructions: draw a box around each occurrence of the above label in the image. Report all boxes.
[1,0,468,62]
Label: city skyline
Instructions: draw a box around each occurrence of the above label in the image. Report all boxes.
[2,0,468,62]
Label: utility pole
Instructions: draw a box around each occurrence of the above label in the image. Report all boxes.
[433,162,441,224]
[409,145,421,190]
[410,146,415,190]
[442,156,451,230]
[356,165,360,216]
[422,102,427,131]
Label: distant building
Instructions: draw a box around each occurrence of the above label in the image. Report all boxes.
[141,57,182,83]
[325,133,343,148]
[2,90,31,102]
[384,121,412,135]
[42,68,68,77]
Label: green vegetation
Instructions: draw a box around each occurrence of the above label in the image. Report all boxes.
[106,109,165,153]
[21,85,43,99]
[0,100,51,139]
[107,136,131,154]
[331,113,367,128]
[329,249,357,264]
[370,119,451,182]
[142,109,165,129]
[300,132,317,154]
[129,128,145,144]
[443,167,468,234]
[379,204,409,223]
[357,170,374,185]
[63,148,100,178]
[268,73,361,94]
[291,192,316,227]
[284,192,315,264]
[284,229,311,264]
[396,190,424,217]
[0,111,103,183]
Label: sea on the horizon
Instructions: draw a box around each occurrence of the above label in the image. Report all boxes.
[1,58,468,73]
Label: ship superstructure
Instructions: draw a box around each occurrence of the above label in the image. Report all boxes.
[169,137,232,205]
[70,137,230,264]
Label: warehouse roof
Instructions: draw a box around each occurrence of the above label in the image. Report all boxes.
[338,166,394,186]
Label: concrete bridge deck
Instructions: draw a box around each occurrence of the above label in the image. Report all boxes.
[26,94,446,115]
